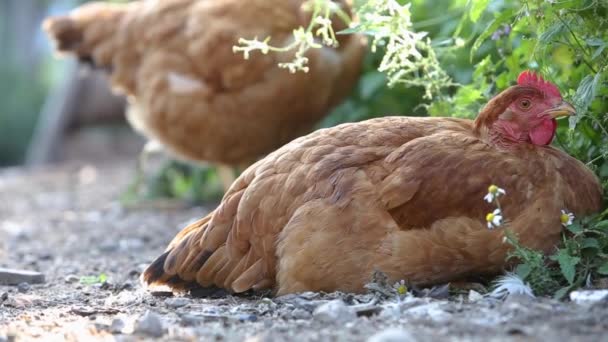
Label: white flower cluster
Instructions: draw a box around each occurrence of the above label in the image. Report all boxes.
[347,0,454,99]
[232,0,348,73]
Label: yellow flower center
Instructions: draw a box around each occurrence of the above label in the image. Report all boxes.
[397,285,407,295]
[486,213,495,222]
[488,185,499,194]
[560,213,570,224]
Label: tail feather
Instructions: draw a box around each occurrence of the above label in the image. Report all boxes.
[142,215,228,295]
[43,2,129,69]
[142,189,273,296]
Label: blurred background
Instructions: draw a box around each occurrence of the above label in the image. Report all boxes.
[0,0,472,170]
[0,0,135,168]
[1,0,605,203]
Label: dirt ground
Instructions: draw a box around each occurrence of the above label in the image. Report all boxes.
[1,159,608,342]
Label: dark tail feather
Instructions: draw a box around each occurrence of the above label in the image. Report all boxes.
[142,249,227,297]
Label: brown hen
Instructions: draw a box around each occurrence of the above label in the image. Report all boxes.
[43,0,366,185]
[143,71,602,295]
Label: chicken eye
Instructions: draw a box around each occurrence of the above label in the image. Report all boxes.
[519,99,532,110]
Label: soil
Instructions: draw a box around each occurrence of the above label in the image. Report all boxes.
[1,159,607,341]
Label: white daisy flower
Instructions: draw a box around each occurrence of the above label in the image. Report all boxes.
[560,210,575,227]
[484,184,506,203]
[393,280,408,295]
[486,209,503,229]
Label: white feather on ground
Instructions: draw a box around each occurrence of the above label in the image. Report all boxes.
[488,273,535,299]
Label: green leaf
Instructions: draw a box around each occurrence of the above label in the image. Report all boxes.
[469,0,489,22]
[574,73,601,111]
[553,286,571,300]
[581,238,600,250]
[555,250,580,284]
[515,263,532,280]
[570,73,602,129]
[566,222,583,234]
[597,262,608,275]
[594,220,608,230]
[591,45,606,60]
[98,273,108,283]
[470,10,514,61]
[539,21,566,44]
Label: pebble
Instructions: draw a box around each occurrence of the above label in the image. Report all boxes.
[236,314,258,322]
[367,328,417,342]
[313,299,357,324]
[1,292,8,301]
[0,268,45,285]
[290,308,312,320]
[65,275,80,284]
[569,290,608,305]
[17,282,30,293]
[134,311,165,337]
[110,318,126,334]
[180,313,228,326]
[165,297,190,309]
[468,290,484,302]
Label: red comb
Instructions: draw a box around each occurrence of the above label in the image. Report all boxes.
[517,70,561,98]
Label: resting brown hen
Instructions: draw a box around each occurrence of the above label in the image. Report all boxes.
[143,71,602,295]
[43,0,366,187]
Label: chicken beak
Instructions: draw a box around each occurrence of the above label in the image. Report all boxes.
[547,101,576,119]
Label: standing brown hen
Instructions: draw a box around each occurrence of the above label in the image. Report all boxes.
[43,0,366,186]
[143,71,602,295]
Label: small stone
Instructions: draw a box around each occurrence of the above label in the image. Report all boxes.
[180,314,202,326]
[313,299,357,324]
[17,282,30,293]
[290,308,312,320]
[119,238,144,251]
[468,290,484,302]
[0,268,45,285]
[110,318,126,334]
[569,290,608,305]
[236,314,258,322]
[1,292,8,301]
[367,328,417,342]
[65,275,80,284]
[165,297,190,309]
[180,313,228,326]
[99,242,119,252]
[134,311,165,337]
[503,293,537,306]
[119,282,134,291]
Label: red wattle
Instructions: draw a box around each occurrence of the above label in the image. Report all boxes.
[529,119,557,145]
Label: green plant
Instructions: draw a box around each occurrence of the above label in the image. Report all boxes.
[80,273,108,285]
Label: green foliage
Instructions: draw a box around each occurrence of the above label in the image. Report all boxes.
[121,160,224,205]
[0,63,48,166]
[455,0,608,298]
[505,208,608,299]
[80,273,108,285]
[344,0,455,99]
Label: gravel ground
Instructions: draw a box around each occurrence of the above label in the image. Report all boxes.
[1,160,608,342]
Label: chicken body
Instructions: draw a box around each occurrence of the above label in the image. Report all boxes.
[143,75,602,295]
[44,0,366,166]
